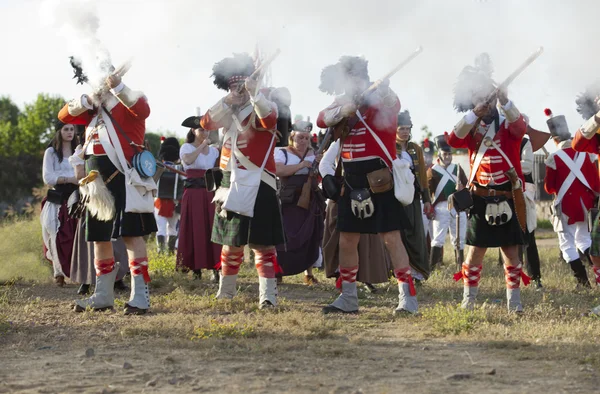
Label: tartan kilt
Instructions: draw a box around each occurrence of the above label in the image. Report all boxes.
[85,155,157,242]
[211,171,285,247]
[466,183,526,248]
[591,214,600,257]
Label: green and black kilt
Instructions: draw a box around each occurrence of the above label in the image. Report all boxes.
[337,158,410,234]
[85,155,157,242]
[212,171,285,247]
[466,183,525,248]
[591,214,599,257]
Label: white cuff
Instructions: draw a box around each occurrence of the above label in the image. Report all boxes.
[110,82,125,95]
[207,98,232,123]
[323,106,343,127]
[580,114,600,139]
[67,95,93,116]
[113,85,141,108]
[251,92,273,119]
[501,100,520,123]
[464,110,478,125]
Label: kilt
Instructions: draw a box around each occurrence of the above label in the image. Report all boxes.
[212,171,285,247]
[591,214,599,257]
[466,183,525,247]
[337,158,409,234]
[85,155,157,242]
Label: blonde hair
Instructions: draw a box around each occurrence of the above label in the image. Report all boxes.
[289,130,310,147]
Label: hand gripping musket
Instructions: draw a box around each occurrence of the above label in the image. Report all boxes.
[237,49,282,94]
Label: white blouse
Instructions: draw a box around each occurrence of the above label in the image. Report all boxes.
[180,143,220,170]
[42,147,75,187]
[274,147,315,175]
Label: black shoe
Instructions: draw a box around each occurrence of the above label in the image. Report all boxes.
[114,279,129,292]
[534,278,543,290]
[259,300,275,310]
[123,304,149,315]
[77,284,91,295]
[363,283,378,293]
[193,269,202,280]
[570,258,591,288]
[211,269,219,284]
[322,305,358,315]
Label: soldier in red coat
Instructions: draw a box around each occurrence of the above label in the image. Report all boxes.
[59,56,157,315]
[544,108,599,288]
[447,54,529,313]
[572,87,600,297]
[316,56,417,315]
[201,53,285,309]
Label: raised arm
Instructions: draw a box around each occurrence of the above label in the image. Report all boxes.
[573,113,600,154]
[58,95,93,125]
[251,91,278,130]
[110,82,150,120]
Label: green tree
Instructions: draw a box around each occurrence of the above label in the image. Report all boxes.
[16,93,66,156]
[0,97,21,156]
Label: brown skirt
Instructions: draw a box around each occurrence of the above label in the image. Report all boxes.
[322,201,392,284]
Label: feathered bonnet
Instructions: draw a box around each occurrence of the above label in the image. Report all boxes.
[575,82,600,120]
[158,137,181,162]
[211,53,255,91]
[454,53,496,112]
[319,56,369,95]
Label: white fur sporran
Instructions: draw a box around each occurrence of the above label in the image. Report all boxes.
[484,199,512,226]
[79,174,115,221]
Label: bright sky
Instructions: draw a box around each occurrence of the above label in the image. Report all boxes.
[1,0,599,150]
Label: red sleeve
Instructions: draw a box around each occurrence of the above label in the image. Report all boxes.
[447,130,471,149]
[544,166,557,195]
[125,96,150,120]
[58,103,92,125]
[200,110,223,131]
[316,100,341,129]
[572,130,600,154]
[507,115,527,139]
[254,104,278,130]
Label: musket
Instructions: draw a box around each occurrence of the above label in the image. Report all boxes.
[455,164,464,269]
[472,47,544,127]
[156,161,187,177]
[237,49,282,94]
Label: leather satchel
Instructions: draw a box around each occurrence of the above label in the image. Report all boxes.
[448,188,473,212]
[366,167,393,194]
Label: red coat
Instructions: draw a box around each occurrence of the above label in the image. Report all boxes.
[572,131,600,174]
[544,142,599,224]
[448,116,527,186]
[58,92,150,162]
[201,93,278,174]
[316,91,400,168]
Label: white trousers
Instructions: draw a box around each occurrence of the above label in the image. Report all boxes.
[431,204,467,250]
[557,214,591,263]
[154,208,179,237]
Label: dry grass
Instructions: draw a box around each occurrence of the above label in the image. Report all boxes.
[1,216,600,392]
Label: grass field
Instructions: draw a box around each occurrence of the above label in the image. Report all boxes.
[0,215,599,393]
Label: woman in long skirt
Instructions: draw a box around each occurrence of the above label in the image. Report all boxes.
[40,122,79,286]
[176,119,222,281]
[275,122,326,285]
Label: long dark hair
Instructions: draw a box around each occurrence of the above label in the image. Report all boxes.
[50,124,78,163]
[186,129,196,143]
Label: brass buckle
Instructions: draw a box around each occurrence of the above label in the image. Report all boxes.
[483,137,493,147]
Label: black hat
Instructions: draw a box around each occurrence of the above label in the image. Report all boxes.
[54,119,66,132]
[211,53,255,91]
[544,108,570,141]
[397,110,412,127]
[454,53,495,112]
[434,135,451,153]
[575,82,600,120]
[158,145,179,162]
[181,116,202,129]
[319,56,369,95]
[293,120,313,132]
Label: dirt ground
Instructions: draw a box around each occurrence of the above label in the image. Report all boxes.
[2,262,600,394]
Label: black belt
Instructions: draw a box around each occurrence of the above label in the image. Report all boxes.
[184,178,206,189]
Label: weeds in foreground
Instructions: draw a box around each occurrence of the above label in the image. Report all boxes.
[191,319,255,340]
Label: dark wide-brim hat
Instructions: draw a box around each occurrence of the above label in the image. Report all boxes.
[181,116,202,129]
